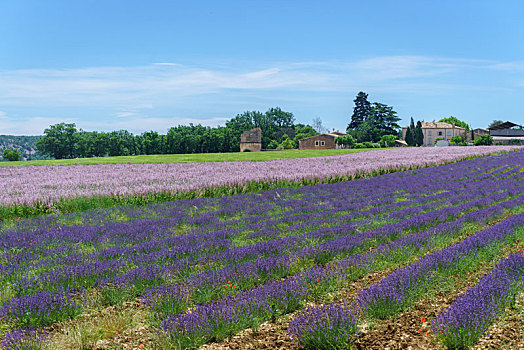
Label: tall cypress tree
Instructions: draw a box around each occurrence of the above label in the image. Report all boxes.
[415,120,424,146]
[405,126,415,146]
[347,92,371,131]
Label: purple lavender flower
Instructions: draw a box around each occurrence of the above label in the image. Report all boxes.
[288,303,359,349]
[432,252,524,348]
[0,290,79,327]
[1,327,48,350]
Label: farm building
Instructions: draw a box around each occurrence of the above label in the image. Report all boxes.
[298,132,347,150]
[465,128,490,142]
[402,121,465,146]
[240,128,262,152]
[489,121,524,145]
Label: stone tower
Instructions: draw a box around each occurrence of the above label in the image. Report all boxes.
[240,128,262,152]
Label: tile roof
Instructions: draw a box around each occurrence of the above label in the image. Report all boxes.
[420,121,465,129]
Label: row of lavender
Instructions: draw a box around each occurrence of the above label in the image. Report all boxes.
[1,152,521,303]
[0,146,521,209]
[289,235,524,349]
[1,151,523,348]
[158,194,524,349]
[433,251,524,348]
[2,153,516,285]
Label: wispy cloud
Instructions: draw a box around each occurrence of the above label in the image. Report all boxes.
[1,55,497,108]
[0,55,522,134]
[0,112,73,135]
[153,62,181,66]
[488,61,524,72]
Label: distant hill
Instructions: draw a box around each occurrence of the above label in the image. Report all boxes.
[0,135,46,161]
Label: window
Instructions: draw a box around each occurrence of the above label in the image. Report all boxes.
[428,138,432,145]
[428,131,432,136]
[321,141,325,146]
[315,140,319,146]
[438,131,443,136]
[447,131,451,136]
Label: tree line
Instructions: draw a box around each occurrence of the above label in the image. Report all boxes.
[35,107,319,159]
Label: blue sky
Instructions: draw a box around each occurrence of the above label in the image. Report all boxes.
[1,0,523,135]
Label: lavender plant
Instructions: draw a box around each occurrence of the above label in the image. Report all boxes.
[0,290,79,327]
[357,212,524,319]
[432,251,524,349]
[0,151,524,347]
[288,303,359,350]
[0,327,48,350]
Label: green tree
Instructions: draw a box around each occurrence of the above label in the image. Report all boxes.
[474,134,494,146]
[405,126,415,146]
[293,124,317,147]
[35,123,78,159]
[267,139,279,149]
[439,116,470,131]
[335,135,356,148]
[266,107,295,128]
[279,134,295,149]
[449,136,463,145]
[369,102,401,137]
[225,111,257,151]
[3,148,22,161]
[350,119,379,142]
[488,120,504,128]
[93,132,110,157]
[347,91,371,130]
[225,108,295,150]
[108,130,132,156]
[142,131,163,155]
[351,103,401,143]
[379,134,397,147]
[415,120,424,146]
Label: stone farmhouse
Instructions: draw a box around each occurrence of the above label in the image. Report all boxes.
[298,131,347,150]
[402,121,465,146]
[240,128,262,152]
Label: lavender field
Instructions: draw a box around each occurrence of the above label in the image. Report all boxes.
[0,150,523,349]
[1,146,521,213]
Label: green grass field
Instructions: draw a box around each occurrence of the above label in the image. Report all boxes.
[0,148,379,166]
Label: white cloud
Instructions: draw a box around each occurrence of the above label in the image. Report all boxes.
[115,111,138,118]
[153,62,181,66]
[0,56,521,134]
[0,115,74,135]
[0,56,503,110]
[487,61,524,72]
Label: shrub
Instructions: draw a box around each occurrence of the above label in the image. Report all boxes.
[0,290,80,327]
[379,134,397,147]
[353,143,365,149]
[363,141,374,148]
[3,148,22,161]
[288,303,359,349]
[432,252,524,349]
[449,136,462,145]
[1,327,48,350]
[474,134,494,146]
[335,135,356,148]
